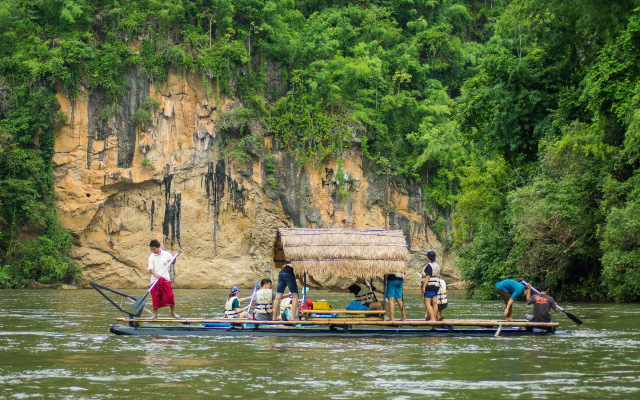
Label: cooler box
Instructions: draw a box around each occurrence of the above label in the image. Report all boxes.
[312,301,332,310]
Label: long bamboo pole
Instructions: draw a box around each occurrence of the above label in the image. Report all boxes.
[116,317,559,329]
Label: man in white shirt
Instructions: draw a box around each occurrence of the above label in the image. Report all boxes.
[148,239,180,319]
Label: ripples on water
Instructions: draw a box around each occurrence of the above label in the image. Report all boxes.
[0,289,639,399]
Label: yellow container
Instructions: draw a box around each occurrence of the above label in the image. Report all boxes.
[312,301,332,310]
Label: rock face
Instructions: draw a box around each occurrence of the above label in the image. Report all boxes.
[53,68,458,289]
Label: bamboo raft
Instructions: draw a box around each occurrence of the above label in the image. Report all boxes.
[96,229,566,338]
[110,316,559,337]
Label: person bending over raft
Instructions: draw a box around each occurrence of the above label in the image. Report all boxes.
[495,279,526,321]
[223,286,253,319]
[331,278,383,311]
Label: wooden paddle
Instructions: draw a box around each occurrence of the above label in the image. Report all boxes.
[521,280,583,325]
[131,251,181,315]
[129,298,154,315]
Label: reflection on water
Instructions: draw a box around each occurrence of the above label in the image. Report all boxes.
[0,289,639,399]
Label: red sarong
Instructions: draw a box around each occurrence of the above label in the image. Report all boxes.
[150,277,176,308]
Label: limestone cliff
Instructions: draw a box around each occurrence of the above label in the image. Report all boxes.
[53,68,458,289]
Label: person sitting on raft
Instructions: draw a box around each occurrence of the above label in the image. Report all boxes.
[331,278,383,311]
[254,279,293,321]
[223,286,253,319]
[525,282,559,322]
[254,279,276,321]
[279,290,300,321]
[279,295,294,321]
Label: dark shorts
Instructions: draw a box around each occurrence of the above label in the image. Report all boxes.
[276,267,299,295]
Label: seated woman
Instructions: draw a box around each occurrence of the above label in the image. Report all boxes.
[223,286,253,318]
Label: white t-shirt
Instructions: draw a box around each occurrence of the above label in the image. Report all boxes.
[148,249,174,284]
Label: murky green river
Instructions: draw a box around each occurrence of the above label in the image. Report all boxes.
[0,288,638,399]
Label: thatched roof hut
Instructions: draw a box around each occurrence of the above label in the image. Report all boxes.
[273,228,408,279]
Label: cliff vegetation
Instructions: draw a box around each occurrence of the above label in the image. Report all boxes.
[1,0,639,300]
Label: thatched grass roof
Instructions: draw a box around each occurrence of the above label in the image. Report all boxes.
[273,228,408,278]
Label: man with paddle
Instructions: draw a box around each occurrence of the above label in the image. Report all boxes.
[521,280,583,325]
[524,282,559,322]
[145,239,180,319]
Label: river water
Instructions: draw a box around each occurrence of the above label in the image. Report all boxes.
[0,288,638,400]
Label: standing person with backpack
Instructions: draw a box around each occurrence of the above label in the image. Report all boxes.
[421,249,441,321]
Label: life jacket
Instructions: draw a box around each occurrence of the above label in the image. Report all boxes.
[254,288,273,314]
[354,283,377,305]
[280,297,293,316]
[437,279,448,305]
[224,296,240,318]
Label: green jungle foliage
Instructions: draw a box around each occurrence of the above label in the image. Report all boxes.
[0,0,639,299]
